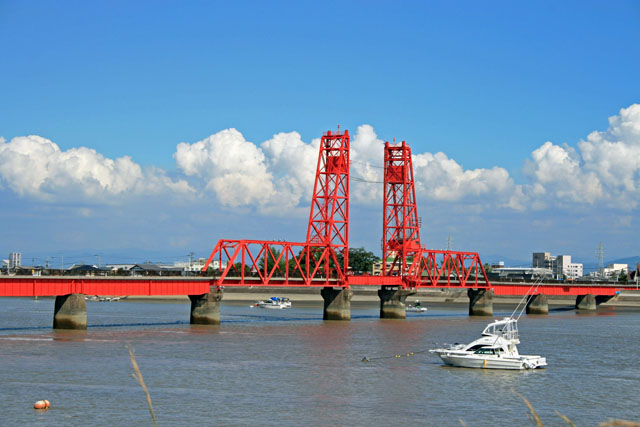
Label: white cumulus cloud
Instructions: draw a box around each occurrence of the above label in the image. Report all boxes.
[0,135,193,202]
[523,103,640,208]
[412,151,517,207]
[174,129,280,210]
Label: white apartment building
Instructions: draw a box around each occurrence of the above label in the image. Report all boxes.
[174,258,226,272]
[565,262,583,279]
[9,252,21,269]
[602,263,628,278]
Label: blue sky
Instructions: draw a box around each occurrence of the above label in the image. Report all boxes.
[1,0,639,267]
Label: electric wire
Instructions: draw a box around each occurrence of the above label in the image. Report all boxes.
[350,159,384,169]
[351,175,384,184]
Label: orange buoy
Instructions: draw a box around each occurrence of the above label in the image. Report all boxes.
[34,400,47,409]
[44,400,51,408]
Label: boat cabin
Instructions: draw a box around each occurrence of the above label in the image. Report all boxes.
[481,317,519,340]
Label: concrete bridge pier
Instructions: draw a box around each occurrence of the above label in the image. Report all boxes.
[575,294,596,310]
[378,287,415,319]
[468,289,494,316]
[53,294,87,329]
[321,287,352,320]
[189,287,224,325]
[526,294,549,315]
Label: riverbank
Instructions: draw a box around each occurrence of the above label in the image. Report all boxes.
[123,287,640,307]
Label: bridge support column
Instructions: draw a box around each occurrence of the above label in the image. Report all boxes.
[575,294,596,310]
[468,289,494,316]
[378,287,415,319]
[526,294,548,315]
[321,287,352,321]
[53,294,87,330]
[189,288,223,325]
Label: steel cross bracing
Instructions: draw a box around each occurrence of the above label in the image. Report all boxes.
[381,141,491,289]
[382,141,422,277]
[201,130,350,287]
[305,130,350,278]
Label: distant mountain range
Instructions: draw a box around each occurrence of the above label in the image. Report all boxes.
[581,256,640,273]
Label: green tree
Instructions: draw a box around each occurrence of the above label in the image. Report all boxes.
[348,247,381,274]
[618,271,628,282]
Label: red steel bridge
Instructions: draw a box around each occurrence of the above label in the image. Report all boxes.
[1,129,637,297]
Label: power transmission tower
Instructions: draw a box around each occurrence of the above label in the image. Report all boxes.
[596,242,605,277]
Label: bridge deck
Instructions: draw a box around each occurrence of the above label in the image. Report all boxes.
[0,276,636,297]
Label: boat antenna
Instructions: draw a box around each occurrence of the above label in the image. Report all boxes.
[510,276,543,321]
[489,277,543,347]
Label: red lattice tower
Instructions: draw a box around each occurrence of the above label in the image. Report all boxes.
[306,129,350,279]
[381,140,491,289]
[201,129,350,287]
[382,141,422,277]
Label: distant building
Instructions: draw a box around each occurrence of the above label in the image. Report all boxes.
[556,255,583,279]
[532,252,554,269]
[488,267,553,281]
[533,252,583,279]
[9,252,21,269]
[565,263,583,279]
[173,258,226,274]
[602,263,628,278]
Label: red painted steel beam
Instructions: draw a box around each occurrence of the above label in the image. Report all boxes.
[0,276,638,296]
[490,282,632,296]
[0,277,212,297]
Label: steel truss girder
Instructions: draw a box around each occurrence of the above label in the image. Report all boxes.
[202,239,345,287]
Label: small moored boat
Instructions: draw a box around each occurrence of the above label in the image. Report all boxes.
[430,316,547,370]
[251,297,292,309]
[406,300,427,313]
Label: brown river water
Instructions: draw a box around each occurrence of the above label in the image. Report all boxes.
[1,297,638,426]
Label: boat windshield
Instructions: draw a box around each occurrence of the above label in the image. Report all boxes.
[481,318,519,340]
[474,347,502,355]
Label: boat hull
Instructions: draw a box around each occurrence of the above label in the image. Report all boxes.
[258,304,289,309]
[436,352,546,370]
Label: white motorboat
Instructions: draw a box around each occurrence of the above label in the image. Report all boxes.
[430,317,547,370]
[406,300,427,313]
[252,297,292,309]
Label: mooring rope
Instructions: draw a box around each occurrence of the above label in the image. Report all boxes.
[361,348,432,362]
